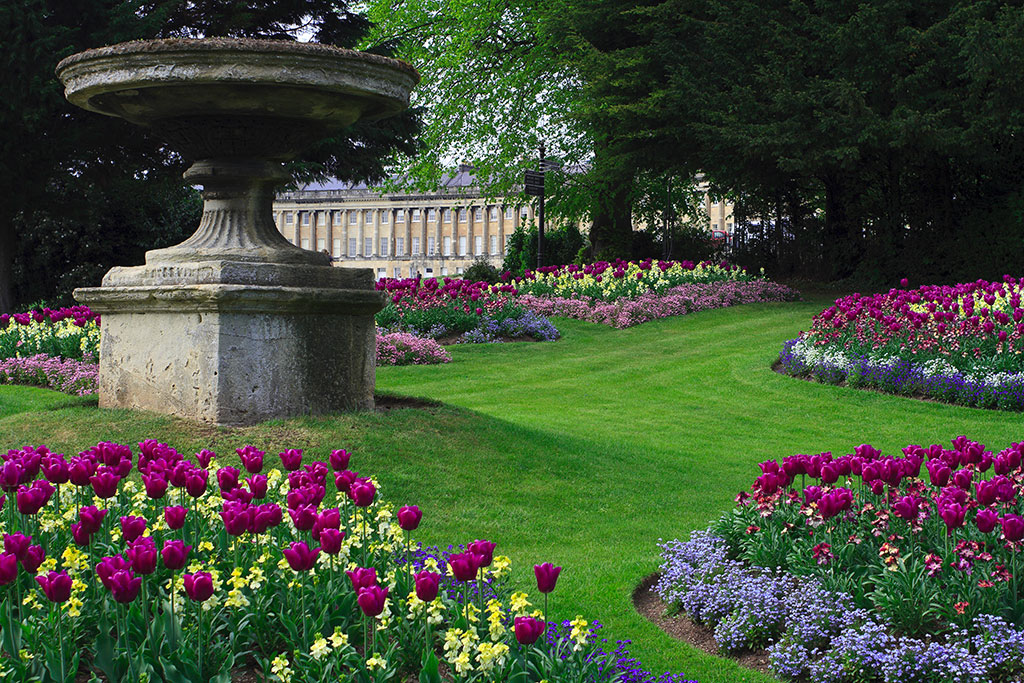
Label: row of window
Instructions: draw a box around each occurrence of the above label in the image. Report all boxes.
[295,234,506,258]
[279,205,528,227]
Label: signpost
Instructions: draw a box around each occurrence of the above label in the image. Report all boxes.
[524,143,546,268]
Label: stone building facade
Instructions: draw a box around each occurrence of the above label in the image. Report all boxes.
[272,167,532,279]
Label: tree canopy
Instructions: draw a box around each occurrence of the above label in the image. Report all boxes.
[0,0,421,311]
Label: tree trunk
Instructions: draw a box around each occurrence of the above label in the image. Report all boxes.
[588,171,634,260]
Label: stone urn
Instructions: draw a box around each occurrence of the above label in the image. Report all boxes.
[56,39,418,425]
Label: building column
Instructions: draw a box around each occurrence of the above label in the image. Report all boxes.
[482,206,491,261]
[357,208,365,260]
[498,208,506,257]
[373,209,380,260]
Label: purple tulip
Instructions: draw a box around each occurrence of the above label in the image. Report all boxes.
[96,556,131,590]
[89,469,120,499]
[940,503,967,534]
[251,504,282,534]
[41,455,69,485]
[414,571,440,602]
[0,554,17,585]
[142,473,169,500]
[220,503,253,537]
[534,562,561,593]
[4,533,31,561]
[976,480,998,507]
[216,467,240,492]
[514,616,546,645]
[161,540,192,571]
[184,470,209,498]
[236,446,264,474]
[15,485,48,516]
[357,585,388,617]
[926,460,950,487]
[120,516,147,543]
[397,505,422,532]
[0,461,24,492]
[804,486,823,505]
[329,449,350,471]
[319,528,344,555]
[79,506,107,534]
[22,545,45,574]
[449,552,481,582]
[288,504,318,532]
[127,540,158,575]
[184,572,214,601]
[164,506,187,531]
[71,458,99,488]
[893,495,919,521]
[952,469,973,490]
[1003,514,1024,543]
[346,567,378,592]
[350,480,376,507]
[976,509,1000,534]
[35,571,72,603]
[194,449,216,469]
[247,475,268,500]
[282,541,320,572]
[334,470,357,494]
[468,539,496,568]
[279,449,303,472]
[70,523,92,547]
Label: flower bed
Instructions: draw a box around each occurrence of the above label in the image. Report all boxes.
[376,276,559,344]
[0,354,99,396]
[655,436,1024,682]
[508,259,758,302]
[0,307,100,361]
[518,281,799,330]
[375,332,451,366]
[0,440,686,682]
[779,277,1024,410]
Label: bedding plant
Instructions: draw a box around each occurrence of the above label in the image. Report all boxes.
[779,276,1024,410]
[0,439,682,682]
[656,435,1024,682]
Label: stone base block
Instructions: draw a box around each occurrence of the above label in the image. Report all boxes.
[75,283,382,426]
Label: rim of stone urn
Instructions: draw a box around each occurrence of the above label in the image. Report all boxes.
[56,37,420,124]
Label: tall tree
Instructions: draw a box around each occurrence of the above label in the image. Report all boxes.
[0,0,420,312]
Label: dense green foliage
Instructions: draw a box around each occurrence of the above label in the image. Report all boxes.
[501,224,588,275]
[0,0,420,312]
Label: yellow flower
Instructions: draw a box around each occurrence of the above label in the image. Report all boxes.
[198,541,214,553]
[509,592,531,614]
[366,653,387,671]
[476,642,509,671]
[452,651,472,674]
[329,628,348,648]
[270,653,292,683]
[309,638,329,661]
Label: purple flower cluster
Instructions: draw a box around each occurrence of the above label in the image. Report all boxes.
[519,281,799,329]
[0,306,99,329]
[779,338,1024,411]
[375,332,451,366]
[0,353,98,396]
[657,531,1024,682]
[459,310,560,343]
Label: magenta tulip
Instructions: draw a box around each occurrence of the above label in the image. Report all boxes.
[940,503,967,534]
[184,470,209,498]
[35,571,73,603]
[346,567,378,592]
[195,449,216,469]
[247,475,268,500]
[109,569,141,603]
[40,456,69,485]
[319,528,344,555]
[534,562,561,593]
[288,504,317,532]
[3,533,30,561]
[161,540,192,571]
[119,516,146,543]
[164,506,187,530]
[1003,514,1024,543]
[143,473,169,500]
[183,571,214,601]
[283,541,320,572]
[329,449,350,471]
[976,509,1000,534]
[350,480,376,507]
[236,446,264,474]
[468,539,496,568]
[89,469,120,499]
[70,523,92,547]
[279,449,303,472]
[0,554,17,585]
[397,505,422,531]
[514,616,546,645]
[449,552,480,582]
[357,585,388,617]
[127,540,158,575]
[414,571,440,602]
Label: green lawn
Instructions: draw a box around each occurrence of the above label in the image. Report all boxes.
[2,296,1021,683]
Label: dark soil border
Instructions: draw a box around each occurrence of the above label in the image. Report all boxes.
[632,573,771,677]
